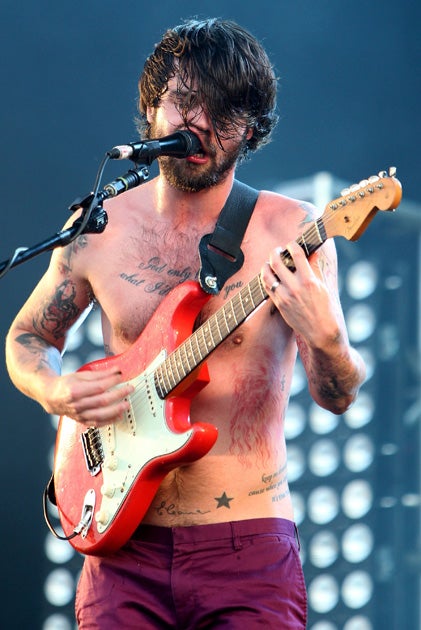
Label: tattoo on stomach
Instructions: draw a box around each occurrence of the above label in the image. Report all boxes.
[248,463,290,503]
[153,500,211,518]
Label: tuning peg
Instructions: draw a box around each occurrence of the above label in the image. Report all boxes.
[388,166,397,177]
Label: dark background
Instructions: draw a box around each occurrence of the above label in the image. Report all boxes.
[0,1,419,628]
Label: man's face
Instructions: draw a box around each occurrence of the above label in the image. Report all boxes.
[146,76,251,192]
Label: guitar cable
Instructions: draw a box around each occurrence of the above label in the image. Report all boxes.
[43,476,92,541]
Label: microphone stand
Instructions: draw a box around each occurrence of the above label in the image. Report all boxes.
[0,165,149,278]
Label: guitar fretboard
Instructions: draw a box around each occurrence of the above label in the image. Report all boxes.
[154,215,327,398]
[154,274,266,398]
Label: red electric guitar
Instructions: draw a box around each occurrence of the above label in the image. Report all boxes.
[50,169,402,555]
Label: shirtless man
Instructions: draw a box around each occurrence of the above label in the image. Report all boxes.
[5,18,365,629]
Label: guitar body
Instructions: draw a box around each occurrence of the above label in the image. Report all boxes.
[53,281,218,555]
[50,169,402,556]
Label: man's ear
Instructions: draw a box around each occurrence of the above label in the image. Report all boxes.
[146,106,155,124]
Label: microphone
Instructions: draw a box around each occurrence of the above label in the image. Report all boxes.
[108,130,201,164]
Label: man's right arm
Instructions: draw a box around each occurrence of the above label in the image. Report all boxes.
[5,246,133,427]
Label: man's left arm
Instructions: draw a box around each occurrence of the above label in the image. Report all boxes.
[262,239,366,414]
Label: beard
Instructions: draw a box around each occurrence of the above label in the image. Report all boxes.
[150,123,248,193]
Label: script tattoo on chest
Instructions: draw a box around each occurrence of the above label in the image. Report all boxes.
[119,256,199,295]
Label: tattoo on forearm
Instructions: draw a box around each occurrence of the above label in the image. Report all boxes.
[15,333,61,372]
[34,280,80,339]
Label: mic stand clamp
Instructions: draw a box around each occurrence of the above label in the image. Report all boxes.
[0,165,150,278]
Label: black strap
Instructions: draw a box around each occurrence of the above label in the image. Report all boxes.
[198,180,259,294]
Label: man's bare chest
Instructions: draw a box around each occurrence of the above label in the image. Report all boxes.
[88,205,287,353]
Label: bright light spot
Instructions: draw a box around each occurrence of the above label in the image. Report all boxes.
[308,486,339,524]
[346,261,378,299]
[309,404,340,435]
[44,568,75,607]
[346,304,376,343]
[308,574,339,613]
[342,480,373,519]
[357,348,376,381]
[344,391,374,429]
[290,360,307,396]
[287,444,306,482]
[311,622,337,630]
[309,530,339,568]
[308,439,340,477]
[343,433,374,473]
[341,570,373,608]
[85,308,104,346]
[343,615,373,630]
[44,533,75,564]
[285,402,307,439]
[43,614,73,630]
[290,491,306,525]
[342,524,374,563]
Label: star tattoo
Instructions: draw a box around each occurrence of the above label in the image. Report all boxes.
[215,491,234,509]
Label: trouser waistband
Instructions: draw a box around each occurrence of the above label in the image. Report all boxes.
[132,517,298,548]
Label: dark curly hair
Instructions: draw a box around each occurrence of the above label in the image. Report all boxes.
[137,18,278,160]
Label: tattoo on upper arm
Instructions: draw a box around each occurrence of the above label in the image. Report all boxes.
[60,236,89,274]
[34,279,81,339]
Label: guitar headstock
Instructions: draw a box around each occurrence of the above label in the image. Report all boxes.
[322,167,402,242]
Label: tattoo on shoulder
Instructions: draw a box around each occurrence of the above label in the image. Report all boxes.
[60,235,89,274]
[299,201,319,227]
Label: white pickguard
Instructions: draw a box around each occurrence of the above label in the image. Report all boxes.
[95,350,194,533]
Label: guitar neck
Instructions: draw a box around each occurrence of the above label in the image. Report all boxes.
[154,216,327,398]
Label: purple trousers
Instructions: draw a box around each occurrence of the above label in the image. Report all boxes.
[75,517,307,629]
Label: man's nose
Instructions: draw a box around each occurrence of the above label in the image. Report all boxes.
[186,105,212,133]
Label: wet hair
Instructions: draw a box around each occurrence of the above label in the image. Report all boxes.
[137,18,278,159]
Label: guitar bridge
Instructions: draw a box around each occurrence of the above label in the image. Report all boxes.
[81,427,104,476]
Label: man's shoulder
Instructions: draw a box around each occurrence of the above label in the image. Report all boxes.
[255,188,310,214]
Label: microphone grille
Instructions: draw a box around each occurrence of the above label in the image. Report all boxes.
[180,130,201,155]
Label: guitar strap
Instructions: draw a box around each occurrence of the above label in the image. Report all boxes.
[198,179,259,295]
